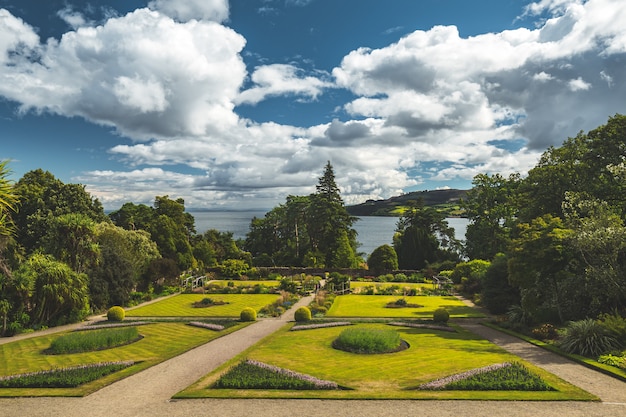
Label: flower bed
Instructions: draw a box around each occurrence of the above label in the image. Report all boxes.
[0,361,135,388]
[188,321,225,331]
[291,321,352,331]
[213,359,340,390]
[417,362,555,391]
[77,321,151,330]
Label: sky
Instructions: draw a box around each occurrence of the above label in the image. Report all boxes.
[1,0,625,211]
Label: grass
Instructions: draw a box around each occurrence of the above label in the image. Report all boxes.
[47,327,140,354]
[332,328,402,354]
[125,294,282,317]
[326,295,484,318]
[350,282,431,291]
[176,322,595,400]
[0,322,247,397]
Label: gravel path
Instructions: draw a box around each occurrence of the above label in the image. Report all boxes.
[1,295,625,417]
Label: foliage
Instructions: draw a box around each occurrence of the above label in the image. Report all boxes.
[598,311,626,346]
[461,173,519,260]
[481,253,519,315]
[220,259,249,278]
[0,362,134,388]
[213,360,339,390]
[531,323,558,341]
[433,308,450,323]
[245,162,359,268]
[597,354,626,370]
[393,199,461,270]
[16,253,89,327]
[332,327,402,354]
[107,306,125,322]
[240,307,257,322]
[427,362,554,391]
[559,319,621,358]
[0,160,18,240]
[294,306,312,322]
[449,259,490,296]
[508,214,576,323]
[367,244,398,274]
[47,327,139,354]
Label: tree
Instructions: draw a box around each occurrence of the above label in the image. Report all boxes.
[245,162,359,268]
[394,200,460,270]
[43,213,100,274]
[462,173,519,260]
[18,253,89,326]
[481,253,519,315]
[90,223,160,309]
[562,193,626,316]
[13,169,107,255]
[307,162,359,267]
[508,215,576,323]
[367,245,399,274]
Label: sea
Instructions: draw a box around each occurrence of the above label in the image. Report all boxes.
[191,211,469,257]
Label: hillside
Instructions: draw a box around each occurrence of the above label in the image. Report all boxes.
[347,189,468,217]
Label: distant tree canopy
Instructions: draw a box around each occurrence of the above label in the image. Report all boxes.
[464,114,626,322]
[393,200,461,270]
[245,162,360,268]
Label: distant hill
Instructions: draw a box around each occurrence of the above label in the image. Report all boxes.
[347,189,468,217]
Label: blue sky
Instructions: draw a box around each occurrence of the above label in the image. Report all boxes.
[1,0,625,210]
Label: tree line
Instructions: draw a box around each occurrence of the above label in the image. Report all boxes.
[1,114,625,334]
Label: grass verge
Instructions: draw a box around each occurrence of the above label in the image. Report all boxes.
[175,322,595,400]
[326,295,484,318]
[0,322,247,397]
[484,322,626,382]
[125,294,281,317]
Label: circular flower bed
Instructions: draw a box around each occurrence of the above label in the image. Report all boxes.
[332,327,408,354]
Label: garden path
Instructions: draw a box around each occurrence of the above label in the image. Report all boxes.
[0,293,625,417]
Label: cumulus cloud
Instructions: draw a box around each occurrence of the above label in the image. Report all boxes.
[235,64,332,105]
[1,0,626,210]
[148,0,229,22]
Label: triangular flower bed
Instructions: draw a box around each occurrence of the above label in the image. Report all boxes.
[213,359,342,390]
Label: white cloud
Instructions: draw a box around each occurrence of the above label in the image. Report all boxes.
[148,0,229,23]
[236,64,332,105]
[568,77,591,91]
[2,0,626,210]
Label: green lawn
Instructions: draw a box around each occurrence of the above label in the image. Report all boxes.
[126,294,281,317]
[176,322,595,400]
[0,322,246,397]
[326,295,484,318]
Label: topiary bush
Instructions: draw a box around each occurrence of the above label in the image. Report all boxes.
[433,307,449,323]
[294,306,312,322]
[240,307,257,322]
[107,306,125,322]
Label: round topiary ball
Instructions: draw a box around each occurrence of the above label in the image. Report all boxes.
[433,307,449,323]
[107,306,125,322]
[294,306,312,322]
[240,307,257,322]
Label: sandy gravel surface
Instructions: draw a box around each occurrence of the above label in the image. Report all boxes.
[1,295,625,417]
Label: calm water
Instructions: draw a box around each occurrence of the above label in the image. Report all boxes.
[191,211,468,256]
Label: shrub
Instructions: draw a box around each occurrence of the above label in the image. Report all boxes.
[559,318,621,358]
[598,354,626,369]
[531,323,558,341]
[433,308,449,323]
[294,306,312,322]
[598,311,626,347]
[333,327,402,354]
[48,327,139,354]
[107,306,125,322]
[240,307,257,322]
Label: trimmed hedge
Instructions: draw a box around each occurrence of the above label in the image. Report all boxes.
[107,306,125,322]
[294,307,312,322]
[240,307,257,322]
